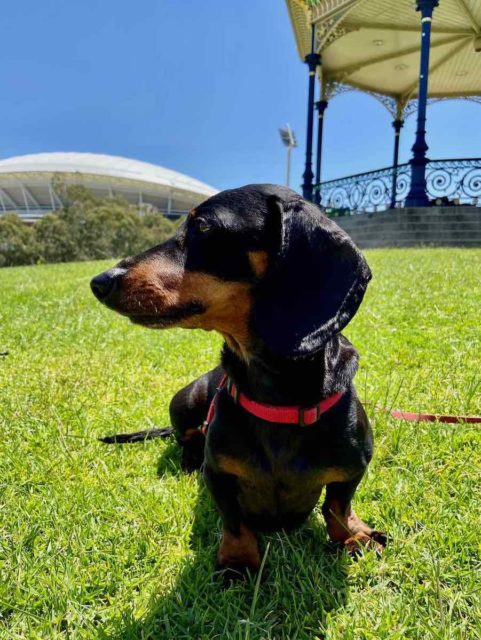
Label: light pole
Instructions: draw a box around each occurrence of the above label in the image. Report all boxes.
[279,125,297,187]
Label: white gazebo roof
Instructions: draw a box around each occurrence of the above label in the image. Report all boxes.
[287,0,481,115]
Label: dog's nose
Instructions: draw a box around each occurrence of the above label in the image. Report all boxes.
[90,272,115,301]
[90,270,120,302]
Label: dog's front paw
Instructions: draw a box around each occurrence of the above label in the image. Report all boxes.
[344,530,388,558]
[214,561,258,585]
[216,525,261,584]
[179,429,205,473]
[180,445,204,473]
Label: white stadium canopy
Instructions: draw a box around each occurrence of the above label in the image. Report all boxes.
[0,152,218,221]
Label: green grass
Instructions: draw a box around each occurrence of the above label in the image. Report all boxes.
[0,248,480,639]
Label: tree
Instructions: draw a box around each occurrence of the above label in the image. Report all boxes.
[0,214,39,267]
[141,211,180,248]
[57,188,153,259]
[0,185,183,267]
[35,213,76,263]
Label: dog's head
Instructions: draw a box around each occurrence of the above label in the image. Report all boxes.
[91,184,371,360]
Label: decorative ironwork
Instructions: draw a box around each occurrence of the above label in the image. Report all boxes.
[426,159,481,202]
[320,82,420,119]
[314,17,358,49]
[320,83,481,120]
[366,93,401,120]
[402,98,419,118]
[315,158,481,212]
[322,79,352,101]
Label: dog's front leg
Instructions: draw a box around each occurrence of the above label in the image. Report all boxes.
[322,475,387,556]
[203,465,261,581]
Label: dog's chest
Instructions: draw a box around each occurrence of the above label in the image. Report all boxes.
[208,403,367,521]
[215,438,350,518]
[245,464,348,518]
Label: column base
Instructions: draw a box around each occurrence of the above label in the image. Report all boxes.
[406,156,430,207]
[405,191,430,207]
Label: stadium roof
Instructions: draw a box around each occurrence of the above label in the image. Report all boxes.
[0,152,217,197]
[0,152,218,220]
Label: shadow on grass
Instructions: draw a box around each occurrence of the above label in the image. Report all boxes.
[102,444,350,640]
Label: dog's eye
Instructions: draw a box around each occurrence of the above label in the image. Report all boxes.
[195,217,210,234]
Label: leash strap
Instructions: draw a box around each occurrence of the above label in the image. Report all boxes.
[201,375,228,434]
[389,409,481,424]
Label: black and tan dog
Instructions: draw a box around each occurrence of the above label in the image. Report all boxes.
[91,184,386,579]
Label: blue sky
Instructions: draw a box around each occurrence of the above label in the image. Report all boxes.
[1,0,480,192]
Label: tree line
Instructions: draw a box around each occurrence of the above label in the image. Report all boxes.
[0,185,181,267]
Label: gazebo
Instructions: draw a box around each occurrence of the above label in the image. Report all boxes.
[286,0,481,212]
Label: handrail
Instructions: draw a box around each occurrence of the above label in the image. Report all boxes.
[314,158,481,212]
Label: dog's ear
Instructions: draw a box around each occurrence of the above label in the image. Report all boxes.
[253,194,372,359]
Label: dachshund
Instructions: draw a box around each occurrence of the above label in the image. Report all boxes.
[91,184,386,580]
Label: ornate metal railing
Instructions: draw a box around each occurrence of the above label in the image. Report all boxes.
[315,158,481,213]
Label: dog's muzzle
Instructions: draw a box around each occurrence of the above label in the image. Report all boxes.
[90,267,126,305]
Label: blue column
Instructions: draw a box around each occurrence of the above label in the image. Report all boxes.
[390,118,404,209]
[405,0,439,207]
[302,25,320,202]
[314,98,328,206]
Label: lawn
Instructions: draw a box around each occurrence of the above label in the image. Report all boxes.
[0,249,480,640]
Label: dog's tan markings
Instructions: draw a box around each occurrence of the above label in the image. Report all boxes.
[179,273,253,359]
[217,455,253,479]
[121,259,184,315]
[179,273,251,330]
[119,258,254,355]
[217,524,261,571]
[317,468,350,486]
[248,250,269,277]
[222,334,244,357]
[188,208,197,219]
[179,427,203,443]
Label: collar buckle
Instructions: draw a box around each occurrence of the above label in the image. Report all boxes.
[298,404,321,427]
[298,407,308,427]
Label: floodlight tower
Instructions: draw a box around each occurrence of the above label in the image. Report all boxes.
[279,125,297,188]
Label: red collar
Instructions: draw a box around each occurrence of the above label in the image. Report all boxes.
[202,375,343,433]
